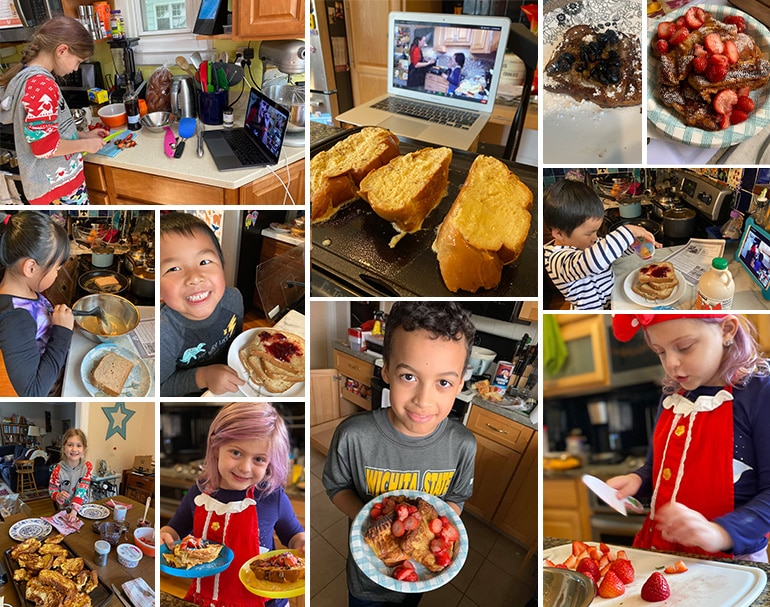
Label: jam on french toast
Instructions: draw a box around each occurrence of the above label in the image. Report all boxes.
[633,262,679,300]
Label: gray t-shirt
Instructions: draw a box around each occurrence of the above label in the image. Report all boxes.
[323,408,476,602]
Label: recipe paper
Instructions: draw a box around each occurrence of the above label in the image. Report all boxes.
[663,238,726,285]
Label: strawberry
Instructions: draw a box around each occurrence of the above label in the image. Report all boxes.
[714,89,738,114]
[441,523,460,543]
[705,62,729,83]
[401,560,415,570]
[430,538,447,554]
[434,550,452,568]
[391,519,406,538]
[654,39,670,57]
[609,558,635,584]
[724,15,746,33]
[724,40,739,64]
[737,95,755,113]
[693,43,707,57]
[685,7,704,29]
[406,504,418,515]
[439,516,450,527]
[731,110,749,124]
[719,113,732,130]
[404,515,420,531]
[641,571,671,602]
[657,21,675,40]
[675,16,686,29]
[370,503,383,520]
[544,559,556,568]
[669,26,690,46]
[394,565,419,582]
[598,570,626,598]
[599,542,610,554]
[396,504,409,521]
[738,86,751,97]
[708,53,729,67]
[572,540,589,556]
[664,559,689,574]
[704,32,725,54]
[576,557,600,583]
[694,6,707,22]
[429,518,443,535]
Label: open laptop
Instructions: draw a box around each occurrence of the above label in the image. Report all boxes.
[335,11,510,150]
[203,87,290,171]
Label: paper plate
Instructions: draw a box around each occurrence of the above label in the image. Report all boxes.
[78,503,110,520]
[350,489,468,593]
[81,344,151,397]
[239,549,305,598]
[623,268,686,308]
[647,4,770,148]
[227,328,305,397]
[160,543,235,578]
[9,518,52,541]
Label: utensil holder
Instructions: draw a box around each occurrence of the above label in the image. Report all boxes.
[198,90,228,125]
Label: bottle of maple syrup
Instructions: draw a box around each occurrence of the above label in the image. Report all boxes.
[696,257,734,310]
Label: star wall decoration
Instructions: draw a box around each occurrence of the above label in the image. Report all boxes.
[102,402,135,440]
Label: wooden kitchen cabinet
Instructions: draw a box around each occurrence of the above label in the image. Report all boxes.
[233,0,304,40]
[543,477,591,540]
[239,159,305,205]
[519,301,538,322]
[309,365,364,455]
[121,470,154,508]
[334,348,373,411]
[493,431,538,549]
[543,314,610,398]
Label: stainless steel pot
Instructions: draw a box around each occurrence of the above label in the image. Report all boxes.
[130,266,155,299]
[91,245,114,268]
[264,84,305,135]
[653,194,679,218]
[662,207,696,238]
[618,197,641,218]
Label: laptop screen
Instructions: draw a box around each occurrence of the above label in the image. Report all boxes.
[244,88,290,160]
[388,12,510,113]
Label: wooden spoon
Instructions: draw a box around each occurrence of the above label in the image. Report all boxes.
[175,56,198,81]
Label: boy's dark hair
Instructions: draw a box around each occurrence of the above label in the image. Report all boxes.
[454,52,465,67]
[383,302,475,365]
[0,211,69,272]
[160,212,225,265]
[543,179,604,235]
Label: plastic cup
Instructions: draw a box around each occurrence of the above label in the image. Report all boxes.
[94,539,110,566]
[632,236,654,260]
[114,504,127,523]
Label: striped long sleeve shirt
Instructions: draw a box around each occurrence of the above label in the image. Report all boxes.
[544,225,635,310]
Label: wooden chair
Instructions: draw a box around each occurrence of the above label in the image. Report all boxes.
[15,459,38,499]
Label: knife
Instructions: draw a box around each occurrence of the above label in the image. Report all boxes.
[82,129,128,156]
[111,583,134,607]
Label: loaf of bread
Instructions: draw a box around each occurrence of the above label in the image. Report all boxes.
[358,147,452,247]
[92,352,134,396]
[432,155,533,293]
[311,127,400,223]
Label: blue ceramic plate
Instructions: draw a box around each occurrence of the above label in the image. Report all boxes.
[81,344,150,397]
[160,543,235,578]
[349,489,468,593]
[9,518,52,542]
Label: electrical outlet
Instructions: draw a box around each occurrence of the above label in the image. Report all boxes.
[236,47,246,58]
[243,47,255,60]
[78,210,89,218]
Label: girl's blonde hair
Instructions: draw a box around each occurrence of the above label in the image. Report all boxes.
[0,16,93,87]
[197,402,290,495]
[61,428,87,463]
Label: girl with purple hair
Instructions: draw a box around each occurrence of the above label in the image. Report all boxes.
[160,402,305,607]
[607,314,770,562]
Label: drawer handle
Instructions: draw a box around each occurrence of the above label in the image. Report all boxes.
[485,423,508,435]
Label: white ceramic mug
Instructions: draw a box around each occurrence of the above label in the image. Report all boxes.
[114,504,127,523]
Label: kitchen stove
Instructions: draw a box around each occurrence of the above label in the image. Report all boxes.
[74,255,154,307]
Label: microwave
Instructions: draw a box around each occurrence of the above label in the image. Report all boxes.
[0,0,63,43]
[603,316,663,388]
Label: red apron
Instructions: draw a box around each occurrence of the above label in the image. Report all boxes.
[185,486,266,607]
[634,388,734,558]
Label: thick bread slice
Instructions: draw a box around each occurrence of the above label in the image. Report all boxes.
[637,261,676,285]
[432,155,532,293]
[92,351,133,396]
[358,147,452,247]
[633,281,677,300]
[310,127,400,223]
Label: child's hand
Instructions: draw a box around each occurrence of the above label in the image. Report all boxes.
[606,473,642,500]
[159,529,178,549]
[55,490,70,505]
[625,224,660,248]
[196,364,245,394]
[655,501,732,553]
[81,128,110,140]
[51,305,74,330]
[64,509,78,523]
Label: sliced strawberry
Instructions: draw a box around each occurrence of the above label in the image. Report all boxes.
[675,16,686,29]
[441,523,460,543]
[685,6,704,29]
[554,563,568,569]
[695,6,707,22]
[719,113,732,130]
[738,86,751,97]
[406,504,418,514]
[370,503,383,520]
[704,32,725,54]
[724,15,746,33]
[693,43,707,57]
[393,565,413,581]
[598,570,626,599]
[669,26,690,46]
[429,518,443,535]
[724,40,739,64]
[609,558,635,584]
[654,39,670,57]
[572,540,589,556]
[641,571,671,602]
[439,516,450,527]
[714,89,738,115]
[434,550,452,568]
[657,21,675,40]
[737,95,755,113]
[599,542,610,554]
[396,504,409,521]
[544,558,556,567]
[576,557,600,583]
[708,53,729,67]
[401,560,415,570]
[674,559,689,573]
[403,515,419,531]
[563,554,578,569]
[430,538,447,554]
[731,109,749,124]
[404,570,418,582]
[391,519,406,538]
[705,62,728,83]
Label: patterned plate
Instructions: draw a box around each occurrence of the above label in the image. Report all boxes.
[349,489,469,593]
[239,549,305,598]
[81,344,151,398]
[9,518,52,541]
[647,4,770,148]
[78,504,110,520]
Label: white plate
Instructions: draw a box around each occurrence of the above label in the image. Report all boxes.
[81,344,150,397]
[227,328,305,397]
[542,0,643,163]
[647,5,770,148]
[9,518,52,541]
[623,268,687,308]
[543,543,767,606]
[78,503,110,520]
[349,489,468,593]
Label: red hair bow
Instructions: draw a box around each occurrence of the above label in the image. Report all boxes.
[612,313,728,342]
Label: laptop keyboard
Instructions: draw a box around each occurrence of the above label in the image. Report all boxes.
[372,97,477,129]
[220,129,264,164]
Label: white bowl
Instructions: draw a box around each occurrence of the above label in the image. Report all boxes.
[469,346,497,375]
[117,543,143,568]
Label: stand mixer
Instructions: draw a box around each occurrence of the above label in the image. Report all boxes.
[109,38,144,103]
[259,40,305,147]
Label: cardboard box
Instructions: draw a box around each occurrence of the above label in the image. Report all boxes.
[133,455,154,474]
[88,88,108,104]
[0,493,32,523]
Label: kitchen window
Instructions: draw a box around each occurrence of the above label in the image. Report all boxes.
[145,1,187,31]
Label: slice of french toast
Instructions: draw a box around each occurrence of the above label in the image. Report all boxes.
[637,261,677,285]
[545,25,642,108]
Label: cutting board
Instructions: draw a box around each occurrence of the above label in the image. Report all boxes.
[543,543,767,606]
[729,0,770,27]
[96,131,137,157]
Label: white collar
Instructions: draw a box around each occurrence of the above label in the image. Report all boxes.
[662,389,733,417]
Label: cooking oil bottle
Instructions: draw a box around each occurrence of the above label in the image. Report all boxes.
[696,257,734,310]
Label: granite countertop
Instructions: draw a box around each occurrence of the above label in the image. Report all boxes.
[544,538,770,606]
[544,457,646,481]
[333,341,381,364]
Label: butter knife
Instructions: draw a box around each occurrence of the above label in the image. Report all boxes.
[111,583,134,607]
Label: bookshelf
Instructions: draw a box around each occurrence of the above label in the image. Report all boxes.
[1,419,32,446]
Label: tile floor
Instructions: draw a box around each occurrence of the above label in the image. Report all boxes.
[309,446,538,607]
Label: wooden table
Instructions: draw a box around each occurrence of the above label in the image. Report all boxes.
[0,495,154,606]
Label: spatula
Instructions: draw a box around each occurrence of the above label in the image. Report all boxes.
[173,117,197,159]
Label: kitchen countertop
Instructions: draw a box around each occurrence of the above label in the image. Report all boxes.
[261,227,304,246]
[544,537,770,606]
[543,457,645,480]
[161,592,196,607]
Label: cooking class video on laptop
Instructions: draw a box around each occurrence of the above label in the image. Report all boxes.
[392,15,504,104]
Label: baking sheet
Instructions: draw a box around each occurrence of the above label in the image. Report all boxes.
[310,129,538,297]
[543,543,767,606]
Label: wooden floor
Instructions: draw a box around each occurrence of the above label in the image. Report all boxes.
[243,307,277,330]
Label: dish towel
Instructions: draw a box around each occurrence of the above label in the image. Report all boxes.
[122,577,154,607]
[543,314,568,375]
[42,510,84,536]
[105,498,133,510]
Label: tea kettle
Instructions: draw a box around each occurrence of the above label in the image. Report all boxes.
[170,75,195,119]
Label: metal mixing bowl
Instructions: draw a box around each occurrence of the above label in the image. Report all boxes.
[140,111,177,132]
[72,293,139,343]
[544,568,595,607]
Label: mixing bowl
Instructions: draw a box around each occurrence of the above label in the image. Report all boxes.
[469,346,497,375]
[543,568,595,607]
[141,111,176,132]
[97,103,127,128]
[133,527,155,557]
[72,293,139,343]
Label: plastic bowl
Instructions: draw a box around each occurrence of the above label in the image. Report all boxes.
[141,111,176,132]
[97,103,127,128]
[133,527,155,557]
[117,543,143,568]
